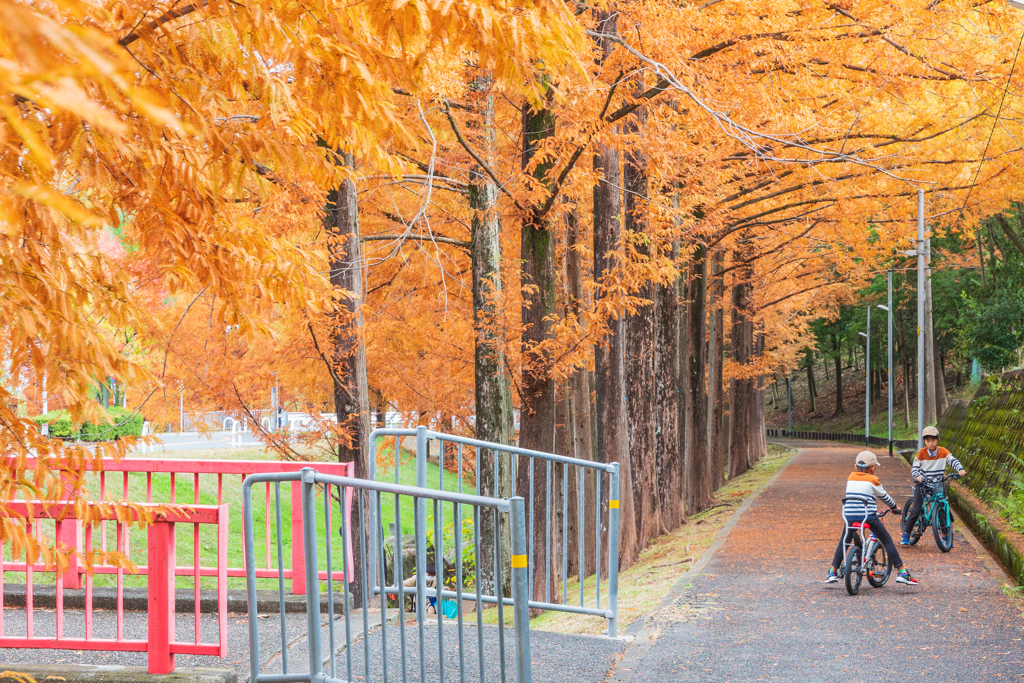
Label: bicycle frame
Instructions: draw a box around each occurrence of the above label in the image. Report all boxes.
[838,499,891,586]
[916,477,953,530]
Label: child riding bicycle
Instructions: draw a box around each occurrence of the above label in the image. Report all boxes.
[825,451,918,586]
[901,426,967,546]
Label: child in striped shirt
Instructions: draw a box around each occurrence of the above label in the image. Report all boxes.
[901,425,967,545]
[825,451,917,585]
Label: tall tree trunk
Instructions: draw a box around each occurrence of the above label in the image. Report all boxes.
[591,10,636,569]
[624,104,659,545]
[707,251,725,491]
[656,241,683,530]
[565,209,597,575]
[517,98,559,606]
[684,243,711,514]
[832,333,843,416]
[806,355,816,414]
[933,330,948,418]
[751,331,768,466]
[897,307,911,428]
[469,77,514,599]
[325,154,370,608]
[728,271,753,480]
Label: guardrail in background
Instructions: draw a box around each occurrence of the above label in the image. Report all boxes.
[17,457,354,595]
[0,501,228,674]
[243,468,533,683]
[766,429,918,452]
[368,426,621,637]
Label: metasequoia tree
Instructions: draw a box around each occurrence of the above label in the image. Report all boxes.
[349,0,1024,587]
[13,0,1024,607]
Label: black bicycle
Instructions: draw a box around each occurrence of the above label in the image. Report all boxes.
[838,501,895,596]
[901,473,962,553]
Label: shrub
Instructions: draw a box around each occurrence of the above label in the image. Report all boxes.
[32,410,75,438]
[33,407,144,441]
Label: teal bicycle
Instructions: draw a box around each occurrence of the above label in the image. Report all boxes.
[901,473,962,553]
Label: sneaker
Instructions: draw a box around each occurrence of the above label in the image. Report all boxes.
[896,569,918,585]
[900,533,910,546]
[824,568,839,584]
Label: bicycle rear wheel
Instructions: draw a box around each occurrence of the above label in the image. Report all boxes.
[933,501,954,552]
[844,544,862,595]
[867,541,892,587]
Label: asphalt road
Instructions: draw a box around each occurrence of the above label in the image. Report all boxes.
[134,431,265,453]
[607,441,1024,682]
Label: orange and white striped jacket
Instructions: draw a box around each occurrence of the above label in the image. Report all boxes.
[842,471,898,519]
[910,447,964,482]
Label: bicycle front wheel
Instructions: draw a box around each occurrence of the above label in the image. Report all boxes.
[933,501,954,552]
[867,541,892,587]
[844,544,863,595]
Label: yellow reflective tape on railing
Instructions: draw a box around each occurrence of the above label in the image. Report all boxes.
[609,500,619,509]
[511,554,527,568]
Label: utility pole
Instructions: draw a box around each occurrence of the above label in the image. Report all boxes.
[865,306,870,446]
[886,271,893,457]
[917,189,926,449]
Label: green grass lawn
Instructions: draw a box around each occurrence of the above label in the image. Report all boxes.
[10,442,476,593]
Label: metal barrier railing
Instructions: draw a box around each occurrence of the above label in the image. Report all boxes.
[368,427,620,637]
[242,467,532,683]
[766,429,918,451]
[18,457,353,594]
[0,501,228,674]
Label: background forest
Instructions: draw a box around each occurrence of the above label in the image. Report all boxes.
[5,0,1024,598]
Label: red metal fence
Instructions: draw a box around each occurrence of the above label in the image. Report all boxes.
[2,457,354,673]
[0,501,227,674]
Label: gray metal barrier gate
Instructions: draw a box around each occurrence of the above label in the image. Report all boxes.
[368,427,620,637]
[243,467,532,683]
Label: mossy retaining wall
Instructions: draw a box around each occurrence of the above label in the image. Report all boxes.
[933,369,1024,585]
[937,369,1024,502]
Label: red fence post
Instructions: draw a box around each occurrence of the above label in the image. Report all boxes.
[56,519,81,589]
[148,519,176,674]
[290,481,305,595]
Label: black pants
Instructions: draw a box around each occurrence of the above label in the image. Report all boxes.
[832,517,903,569]
[902,483,925,534]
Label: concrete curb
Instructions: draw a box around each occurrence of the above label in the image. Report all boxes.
[607,444,801,683]
[0,665,236,683]
[948,487,1024,584]
[2,585,350,614]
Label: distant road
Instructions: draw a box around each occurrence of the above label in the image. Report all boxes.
[132,430,266,453]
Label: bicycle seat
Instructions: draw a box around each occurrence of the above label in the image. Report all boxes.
[850,522,869,528]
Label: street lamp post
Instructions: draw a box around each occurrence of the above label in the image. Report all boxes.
[877,272,893,457]
[858,305,871,446]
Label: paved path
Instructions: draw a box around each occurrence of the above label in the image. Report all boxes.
[0,606,623,682]
[608,441,1024,682]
